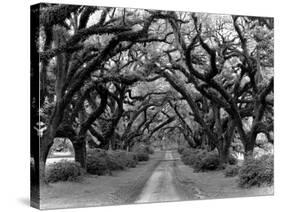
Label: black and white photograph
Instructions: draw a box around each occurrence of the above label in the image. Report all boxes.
[30,2,274,210]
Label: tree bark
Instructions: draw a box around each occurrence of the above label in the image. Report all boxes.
[221,120,236,165]
[39,130,55,184]
[73,141,87,169]
[244,139,255,159]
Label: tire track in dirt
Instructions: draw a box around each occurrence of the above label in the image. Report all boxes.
[135,151,182,203]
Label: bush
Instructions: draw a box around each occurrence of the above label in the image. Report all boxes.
[108,150,138,169]
[224,165,240,177]
[178,145,188,154]
[87,149,110,175]
[193,151,220,172]
[87,153,109,175]
[106,153,126,171]
[228,154,238,165]
[133,144,154,154]
[146,146,154,154]
[46,160,81,183]
[180,148,239,172]
[181,148,200,166]
[132,144,151,161]
[125,152,138,167]
[238,154,273,188]
[136,151,150,161]
[87,149,139,175]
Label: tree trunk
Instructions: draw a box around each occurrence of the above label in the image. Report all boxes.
[73,141,87,169]
[244,140,255,160]
[218,120,235,166]
[218,140,230,167]
[245,121,259,160]
[108,133,118,150]
[108,138,113,151]
[39,130,55,184]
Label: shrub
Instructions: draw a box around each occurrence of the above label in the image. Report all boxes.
[87,149,140,175]
[180,148,221,172]
[146,146,154,154]
[136,151,150,161]
[193,151,220,172]
[228,154,238,165]
[181,148,199,166]
[87,154,109,175]
[238,154,273,188]
[133,144,154,155]
[132,144,150,161]
[125,152,138,167]
[224,165,240,177]
[46,160,81,183]
[107,150,138,169]
[106,152,126,171]
[181,148,239,172]
[87,149,110,175]
[87,148,107,157]
[178,145,189,154]
[127,151,138,162]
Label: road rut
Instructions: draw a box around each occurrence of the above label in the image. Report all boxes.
[135,151,182,203]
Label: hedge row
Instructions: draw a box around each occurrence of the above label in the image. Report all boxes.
[45,144,155,183]
[178,146,273,188]
[87,148,139,175]
[46,160,81,183]
[179,146,237,172]
[238,154,273,188]
[180,148,221,172]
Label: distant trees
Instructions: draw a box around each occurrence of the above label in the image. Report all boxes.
[34,4,274,181]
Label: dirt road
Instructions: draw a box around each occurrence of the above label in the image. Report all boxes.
[135,150,273,204]
[135,150,184,203]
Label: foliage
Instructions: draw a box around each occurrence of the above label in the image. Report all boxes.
[177,145,188,154]
[87,149,139,175]
[106,152,126,171]
[238,154,273,188]
[224,165,240,177]
[87,149,110,175]
[39,98,55,124]
[145,146,155,154]
[135,151,150,161]
[125,152,139,167]
[228,154,238,165]
[132,143,154,154]
[181,148,201,166]
[46,160,81,183]
[181,147,220,172]
[108,150,138,168]
[193,152,220,172]
[133,144,151,161]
